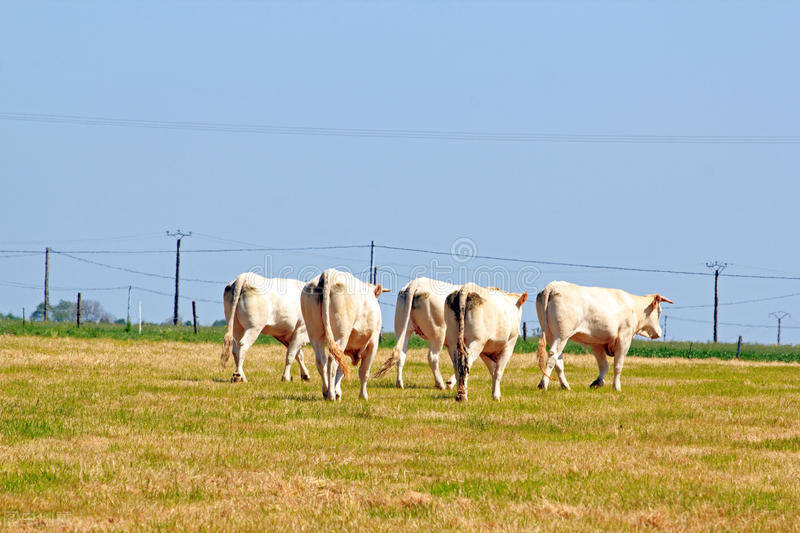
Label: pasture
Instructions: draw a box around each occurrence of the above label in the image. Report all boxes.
[2,336,800,531]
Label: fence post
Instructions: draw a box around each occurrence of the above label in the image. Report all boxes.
[22,307,25,327]
[138,301,142,335]
[736,335,742,360]
[192,301,197,334]
[522,322,527,341]
[76,292,81,328]
[687,342,693,358]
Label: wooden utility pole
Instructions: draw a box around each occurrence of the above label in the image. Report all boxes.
[166,230,191,326]
[522,322,527,341]
[369,240,375,284]
[769,311,790,345]
[126,285,132,328]
[22,308,25,327]
[44,247,50,321]
[192,301,198,334]
[705,261,728,342]
[76,292,81,327]
[736,335,742,359]
[663,315,668,341]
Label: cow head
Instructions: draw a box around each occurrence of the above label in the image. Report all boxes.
[638,294,674,339]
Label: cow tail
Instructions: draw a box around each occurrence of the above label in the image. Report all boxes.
[322,270,350,379]
[374,280,416,378]
[455,286,469,399]
[221,275,245,368]
[537,287,551,373]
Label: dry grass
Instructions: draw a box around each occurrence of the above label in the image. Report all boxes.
[2,335,800,531]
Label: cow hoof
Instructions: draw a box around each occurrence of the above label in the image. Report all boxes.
[281,375,291,382]
[434,382,446,390]
[231,373,243,383]
[395,381,404,389]
[561,383,571,391]
[537,381,545,390]
[445,380,455,390]
[589,379,604,389]
[301,374,310,382]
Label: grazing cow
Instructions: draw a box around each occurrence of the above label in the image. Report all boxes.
[221,273,311,383]
[300,268,388,400]
[444,283,528,401]
[373,277,460,390]
[536,281,673,392]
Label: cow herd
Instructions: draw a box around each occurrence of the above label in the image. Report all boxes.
[221,268,672,401]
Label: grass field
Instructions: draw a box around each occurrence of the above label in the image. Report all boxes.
[2,336,800,531]
[3,319,800,362]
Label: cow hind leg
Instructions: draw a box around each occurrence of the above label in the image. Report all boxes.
[589,345,610,388]
[456,341,484,402]
[612,337,632,392]
[538,337,569,391]
[395,331,411,389]
[296,348,311,381]
[232,328,260,383]
[358,339,378,401]
[427,337,447,390]
[490,345,514,401]
[310,340,328,398]
[281,336,306,382]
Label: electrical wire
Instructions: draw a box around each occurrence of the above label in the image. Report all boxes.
[2,112,799,144]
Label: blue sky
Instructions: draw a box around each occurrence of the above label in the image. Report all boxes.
[1,1,798,342]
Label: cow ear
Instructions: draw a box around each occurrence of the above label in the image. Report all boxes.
[516,291,528,307]
[374,284,383,298]
[655,294,674,305]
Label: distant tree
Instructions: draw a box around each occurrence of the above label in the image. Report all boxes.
[114,318,126,325]
[30,299,115,323]
[212,319,227,327]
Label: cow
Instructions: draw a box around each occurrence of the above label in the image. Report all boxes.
[444,283,527,401]
[373,277,460,390]
[536,281,673,392]
[221,273,311,383]
[300,268,388,401]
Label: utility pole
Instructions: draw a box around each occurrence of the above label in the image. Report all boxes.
[126,285,132,328]
[76,292,82,328]
[44,247,50,321]
[769,311,790,345]
[369,240,375,284]
[705,261,728,342]
[166,230,191,326]
[663,315,668,342]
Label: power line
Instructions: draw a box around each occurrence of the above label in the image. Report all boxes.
[0,233,164,245]
[375,244,713,276]
[2,111,800,144]
[0,244,371,255]
[672,291,800,309]
[667,316,800,330]
[52,251,224,284]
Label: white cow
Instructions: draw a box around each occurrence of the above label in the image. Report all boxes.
[536,281,673,392]
[300,268,388,401]
[373,277,460,390]
[221,273,311,383]
[444,283,528,401]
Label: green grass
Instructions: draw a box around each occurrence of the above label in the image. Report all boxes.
[3,318,799,362]
[1,335,800,530]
